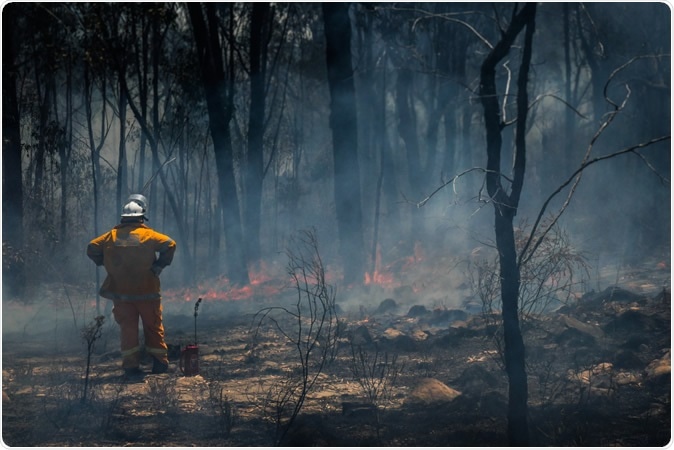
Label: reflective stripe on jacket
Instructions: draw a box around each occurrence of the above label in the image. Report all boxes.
[87,223,176,301]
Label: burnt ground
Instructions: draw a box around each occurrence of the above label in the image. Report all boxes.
[1,262,671,447]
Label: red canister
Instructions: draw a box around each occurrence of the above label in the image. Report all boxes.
[179,344,199,376]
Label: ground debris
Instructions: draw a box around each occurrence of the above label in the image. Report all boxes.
[2,280,670,447]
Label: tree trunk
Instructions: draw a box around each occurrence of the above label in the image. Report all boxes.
[136,16,149,191]
[395,64,423,236]
[322,2,365,287]
[245,2,270,270]
[84,63,105,315]
[188,2,249,286]
[479,4,536,446]
[2,4,25,299]
[116,77,128,215]
[58,55,73,245]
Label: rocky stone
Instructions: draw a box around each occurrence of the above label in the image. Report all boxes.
[407,304,429,317]
[561,315,604,339]
[405,378,461,405]
[568,362,613,385]
[612,349,645,370]
[350,324,373,346]
[425,308,468,326]
[644,349,671,385]
[452,364,501,395]
[602,309,666,335]
[375,298,398,315]
[379,330,419,352]
[555,327,597,347]
[614,372,640,386]
[382,327,403,339]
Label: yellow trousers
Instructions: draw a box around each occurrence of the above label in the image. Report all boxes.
[112,298,168,368]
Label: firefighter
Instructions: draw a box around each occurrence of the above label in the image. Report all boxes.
[87,194,176,378]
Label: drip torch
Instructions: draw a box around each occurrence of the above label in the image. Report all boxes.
[180,297,202,376]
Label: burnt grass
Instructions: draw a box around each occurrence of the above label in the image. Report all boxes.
[2,280,671,446]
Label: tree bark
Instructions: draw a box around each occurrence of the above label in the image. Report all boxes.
[84,63,105,314]
[2,4,25,299]
[479,3,536,446]
[245,2,270,269]
[322,2,365,287]
[188,2,250,286]
[116,77,127,215]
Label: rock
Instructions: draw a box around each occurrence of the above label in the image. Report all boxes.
[561,315,604,340]
[568,362,613,385]
[407,304,429,317]
[405,378,461,405]
[410,329,429,341]
[644,350,671,385]
[555,327,597,347]
[614,372,640,386]
[620,334,651,351]
[612,349,645,370]
[350,325,373,346]
[382,327,403,339]
[602,309,666,335]
[426,308,468,326]
[452,364,500,394]
[2,391,9,403]
[375,298,398,315]
[379,330,419,352]
[429,326,479,347]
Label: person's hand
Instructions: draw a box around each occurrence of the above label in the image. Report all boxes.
[151,264,163,277]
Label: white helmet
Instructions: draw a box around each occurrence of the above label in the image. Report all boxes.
[127,194,148,211]
[121,201,146,218]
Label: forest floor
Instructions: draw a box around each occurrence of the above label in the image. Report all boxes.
[1,257,671,447]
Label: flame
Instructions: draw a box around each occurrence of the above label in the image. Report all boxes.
[364,242,424,290]
[166,243,429,302]
[166,261,286,303]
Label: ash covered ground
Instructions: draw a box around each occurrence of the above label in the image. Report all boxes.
[2,254,670,446]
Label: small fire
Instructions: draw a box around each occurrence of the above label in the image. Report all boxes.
[363,242,424,290]
[166,261,286,303]
[364,270,396,287]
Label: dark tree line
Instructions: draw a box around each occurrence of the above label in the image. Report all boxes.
[2,3,669,444]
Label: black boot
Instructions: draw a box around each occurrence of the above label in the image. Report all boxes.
[152,359,169,374]
[124,367,145,379]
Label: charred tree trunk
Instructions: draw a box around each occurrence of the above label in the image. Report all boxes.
[58,54,73,245]
[116,77,128,215]
[395,65,423,235]
[322,2,365,287]
[84,64,106,315]
[479,4,536,446]
[2,4,25,299]
[135,13,150,192]
[245,2,270,270]
[188,2,250,286]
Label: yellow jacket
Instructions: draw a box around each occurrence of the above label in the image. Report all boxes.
[87,222,176,301]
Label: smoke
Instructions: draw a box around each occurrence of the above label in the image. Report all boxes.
[4,3,669,344]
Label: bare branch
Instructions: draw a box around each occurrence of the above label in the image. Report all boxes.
[407,168,513,208]
[400,7,494,50]
[520,133,670,267]
[634,151,670,185]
